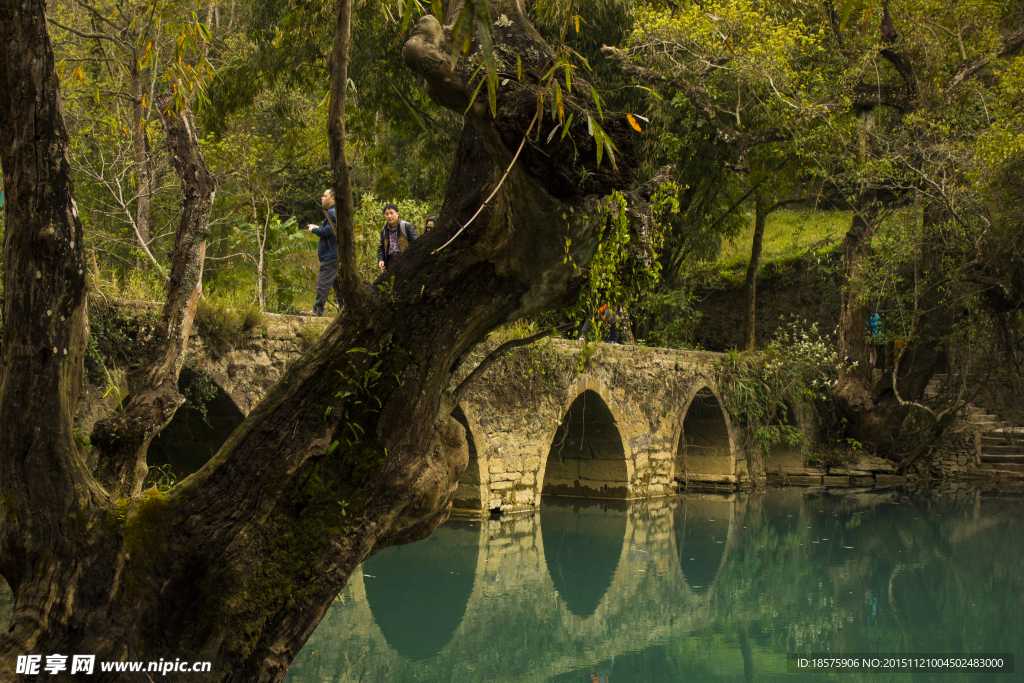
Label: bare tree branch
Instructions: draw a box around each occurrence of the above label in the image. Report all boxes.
[946,22,1024,99]
[47,15,131,50]
[451,324,575,406]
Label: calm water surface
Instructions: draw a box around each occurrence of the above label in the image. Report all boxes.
[285,488,1024,683]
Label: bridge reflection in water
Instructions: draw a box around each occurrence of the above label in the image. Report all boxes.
[283,488,1024,683]
[361,524,478,661]
[540,499,627,619]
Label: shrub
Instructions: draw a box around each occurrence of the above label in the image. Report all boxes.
[716,318,852,458]
[194,298,265,356]
[297,319,330,351]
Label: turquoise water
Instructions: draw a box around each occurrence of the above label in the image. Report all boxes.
[285,488,1024,682]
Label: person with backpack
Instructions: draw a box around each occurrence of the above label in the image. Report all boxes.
[377,203,418,270]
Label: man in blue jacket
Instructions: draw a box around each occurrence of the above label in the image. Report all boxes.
[301,188,343,316]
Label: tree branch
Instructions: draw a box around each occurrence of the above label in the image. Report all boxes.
[601,44,790,152]
[92,94,215,498]
[451,324,574,405]
[945,23,1024,100]
[47,16,132,49]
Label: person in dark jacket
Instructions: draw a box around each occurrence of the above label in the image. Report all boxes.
[300,188,343,316]
[377,203,418,270]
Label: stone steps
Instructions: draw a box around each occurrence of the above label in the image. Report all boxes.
[923,374,947,399]
[978,463,1024,474]
[980,445,1024,456]
[982,435,1022,446]
[980,454,1024,464]
[926,373,1024,474]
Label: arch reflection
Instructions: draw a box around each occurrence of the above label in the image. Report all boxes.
[675,496,733,592]
[541,498,628,619]
[362,523,478,661]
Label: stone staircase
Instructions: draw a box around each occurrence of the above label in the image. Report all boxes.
[926,374,1024,475]
[978,429,1024,474]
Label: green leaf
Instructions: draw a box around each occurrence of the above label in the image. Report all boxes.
[488,72,498,116]
[449,2,475,64]
[465,66,487,114]
[561,112,575,140]
[591,86,604,121]
[475,17,499,115]
[400,0,417,34]
[839,0,855,30]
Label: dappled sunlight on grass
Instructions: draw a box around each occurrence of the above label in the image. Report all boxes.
[715,209,851,270]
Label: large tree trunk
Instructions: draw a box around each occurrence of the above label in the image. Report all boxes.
[741,192,767,351]
[836,108,881,413]
[0,1,636,681]
[893,202,957,400]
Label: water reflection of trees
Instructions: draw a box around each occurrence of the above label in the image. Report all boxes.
[708,490,1024,673]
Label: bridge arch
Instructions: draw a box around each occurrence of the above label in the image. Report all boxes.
[673,384,741,491]
[148,367,245,479]
[539,382,634,499]
[450,405,488,513]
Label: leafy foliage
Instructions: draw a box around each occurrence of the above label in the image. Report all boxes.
[716,319,853,456]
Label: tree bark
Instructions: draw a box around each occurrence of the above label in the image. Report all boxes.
[741,192,767,351]
[0,0,102,665]
[327,0,370,318]
[893,202,956,400]
[131,65,153,250]
[90,95,215,499]
[0,1,637,681]
[836,108,880,413]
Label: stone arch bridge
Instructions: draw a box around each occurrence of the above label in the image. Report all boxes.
[80,313,796,512]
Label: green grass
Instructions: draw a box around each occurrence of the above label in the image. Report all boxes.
[714,209,851,269]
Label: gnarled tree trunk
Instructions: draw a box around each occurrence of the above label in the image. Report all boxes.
[91,94,215,500]
[0,1,637,681]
